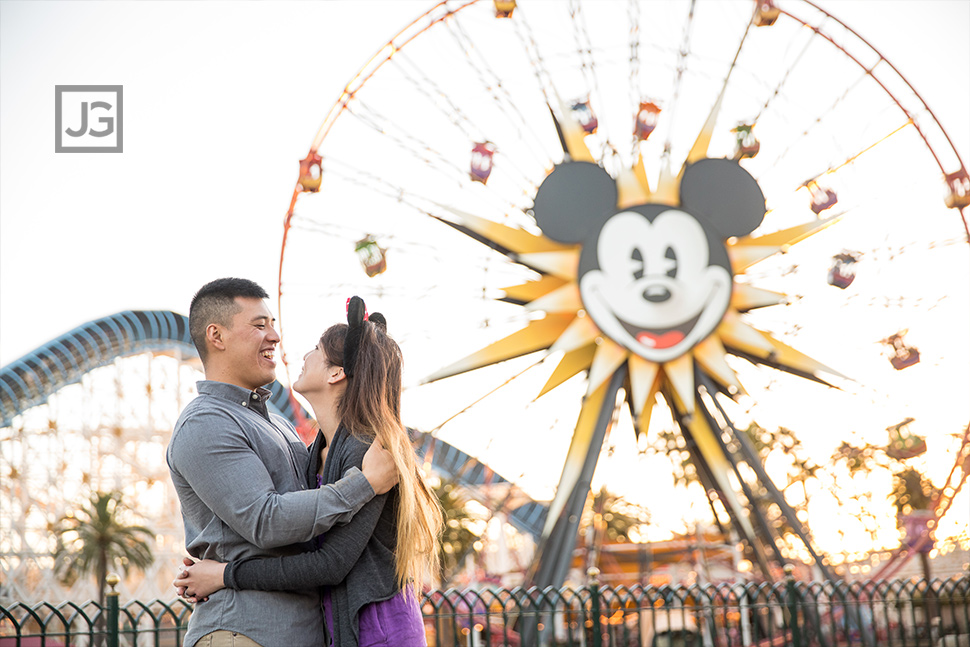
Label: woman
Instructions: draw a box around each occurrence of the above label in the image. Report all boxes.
[177,297,443,647]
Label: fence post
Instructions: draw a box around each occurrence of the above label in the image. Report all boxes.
[589,567,602,647]
[106,573,120,647]
[784,565,802,647]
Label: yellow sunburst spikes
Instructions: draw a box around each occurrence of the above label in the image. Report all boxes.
[686,90,727,165]
[663,353,695,416]
[548,313,600,354]
[430,203,570,254]
[616,153,653,208]
[717,310,775,358]
[731,283,788,311]
[727,244,783,273]
[759,330,849,382]
[628,355,661,433]
[727,214,843,274]
[735,214,842,249]
[557,100,595,163]
[541,375,615,537]
[537,343,597,399]
[516,249,580,280]
[523,282,583,314]
[501,275,568,303]
[421,313,575,383]
[654,159,679,205]
[587,339,629,394]
[694,335,746,396]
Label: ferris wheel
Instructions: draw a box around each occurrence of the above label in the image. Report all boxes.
[277,0,969,586]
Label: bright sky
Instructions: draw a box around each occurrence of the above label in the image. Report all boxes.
[2,0,968,563]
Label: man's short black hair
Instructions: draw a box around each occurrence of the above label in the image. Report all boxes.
[189,278,269,363]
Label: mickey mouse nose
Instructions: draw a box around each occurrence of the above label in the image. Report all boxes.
[643,286,671,303]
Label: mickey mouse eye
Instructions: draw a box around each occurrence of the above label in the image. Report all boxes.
[631,247,645,280]
[664,246,678,278]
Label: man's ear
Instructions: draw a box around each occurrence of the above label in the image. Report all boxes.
[206,323,226,351]
[328,366,346,385]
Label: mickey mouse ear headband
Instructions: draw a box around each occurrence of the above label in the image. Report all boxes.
[343,296,387,377]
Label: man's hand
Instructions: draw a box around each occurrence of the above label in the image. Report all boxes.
[174,556,209,603]
[174,557,225,602]
[362,442,398,494]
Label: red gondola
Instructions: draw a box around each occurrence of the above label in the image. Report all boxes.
[571,99,598,135]
[634,101,661,141]
[882,331,920,370]
[298,151,323,193]
[470,142,497,184]
[827,252,858,289]
[806,180,838,215]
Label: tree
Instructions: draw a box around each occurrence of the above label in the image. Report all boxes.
[650,419,947,570]
[433,480,484,585]
[53,491,155,606]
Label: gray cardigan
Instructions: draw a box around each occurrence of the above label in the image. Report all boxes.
[224,425,400,647]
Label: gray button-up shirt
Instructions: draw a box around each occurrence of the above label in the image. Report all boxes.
[167,380,374,647]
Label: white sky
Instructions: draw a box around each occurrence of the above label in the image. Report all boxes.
[2,0,968,560]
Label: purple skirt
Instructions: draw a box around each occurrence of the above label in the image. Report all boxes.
[323,587,426,647]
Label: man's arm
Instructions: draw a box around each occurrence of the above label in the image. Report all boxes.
[169,411,374,549]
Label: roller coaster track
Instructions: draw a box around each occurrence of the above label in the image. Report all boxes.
[0,310,548,538]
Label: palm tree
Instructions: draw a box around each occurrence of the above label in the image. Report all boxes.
[53,490,155,606]
[434,480,483,585]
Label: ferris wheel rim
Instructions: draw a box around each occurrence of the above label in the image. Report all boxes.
[279,0,969,359]
[274,0,969,571]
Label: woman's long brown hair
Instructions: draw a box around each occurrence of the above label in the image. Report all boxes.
[321,322,442,591]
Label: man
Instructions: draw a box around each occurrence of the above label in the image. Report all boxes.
[167,277,397,647]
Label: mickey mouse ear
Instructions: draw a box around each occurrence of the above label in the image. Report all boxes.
[369,312,387,332]
[680,159,766,238]
[531,161,618,244]
[344,296,367,377]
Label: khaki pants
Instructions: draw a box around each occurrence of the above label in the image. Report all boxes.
[194,630,263,647]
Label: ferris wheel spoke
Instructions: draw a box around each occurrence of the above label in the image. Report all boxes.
[345,100,538,215]
[752,26,820,123]
[684,2,757,165]
[442,12,561,166]
[660,0,698,160]
[389,49,551,183]
[760,70,872,176]
[567,0,614,156]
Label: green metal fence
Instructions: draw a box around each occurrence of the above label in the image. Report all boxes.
[2,573,967,646]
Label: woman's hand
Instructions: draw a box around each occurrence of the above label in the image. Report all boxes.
[173,557,227,602]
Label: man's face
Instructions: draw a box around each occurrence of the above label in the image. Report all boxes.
[220,297,280,390]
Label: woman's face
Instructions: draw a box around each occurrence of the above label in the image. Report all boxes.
[293,342,331,396]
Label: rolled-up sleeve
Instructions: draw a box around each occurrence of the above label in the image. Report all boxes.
[170,411,374,549]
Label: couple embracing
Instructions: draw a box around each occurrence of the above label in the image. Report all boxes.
[167,278,441,647]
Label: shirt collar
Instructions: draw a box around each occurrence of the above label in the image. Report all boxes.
[197,380,273,420]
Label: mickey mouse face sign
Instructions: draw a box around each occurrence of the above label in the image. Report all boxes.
[532,158,767,363]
